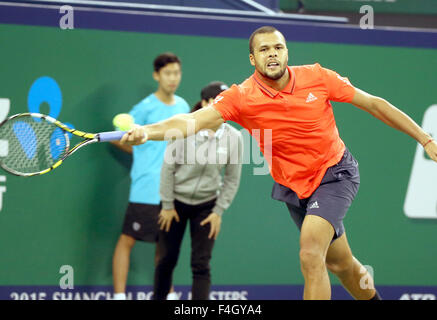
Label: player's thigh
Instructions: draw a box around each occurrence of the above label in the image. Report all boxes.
[300,215,335,260]
[189,199,216,259]
[155,200,191,263]
[119,233,136,248]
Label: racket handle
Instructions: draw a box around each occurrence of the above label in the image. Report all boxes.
[98,131,126,142]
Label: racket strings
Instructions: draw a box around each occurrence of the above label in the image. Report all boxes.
[0,115,69,174]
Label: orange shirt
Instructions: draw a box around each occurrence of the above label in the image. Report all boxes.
[213,63,356,199]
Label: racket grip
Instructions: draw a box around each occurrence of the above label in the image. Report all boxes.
[98,131,126,142]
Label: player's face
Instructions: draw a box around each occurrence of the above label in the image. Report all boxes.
[250,31,288,80]
[154,62,182,94]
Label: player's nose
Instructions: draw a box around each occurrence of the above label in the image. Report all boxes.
[268,49,278,58]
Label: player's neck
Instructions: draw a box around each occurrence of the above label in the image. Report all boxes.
[256,69,290,92]
[155,89,175,105]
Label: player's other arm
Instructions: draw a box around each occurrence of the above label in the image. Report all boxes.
[351,88,437,161]
[120,106,224,145]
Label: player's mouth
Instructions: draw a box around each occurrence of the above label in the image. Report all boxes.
[266,61,280,70]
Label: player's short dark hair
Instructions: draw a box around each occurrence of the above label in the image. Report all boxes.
[249,26,280,54]
[153,52,181,72]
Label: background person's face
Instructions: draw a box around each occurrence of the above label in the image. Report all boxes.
[154,62,182,94]
[250,31,288,80]
[201,98,215,108]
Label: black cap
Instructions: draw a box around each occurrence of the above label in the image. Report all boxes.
[200,81,229,101]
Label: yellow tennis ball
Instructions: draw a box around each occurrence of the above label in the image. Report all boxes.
[113,113,134,131]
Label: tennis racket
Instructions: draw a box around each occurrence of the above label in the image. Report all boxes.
[0,112,126,176]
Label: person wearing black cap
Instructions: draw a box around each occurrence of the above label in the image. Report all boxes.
[191,81,232,113]
[153,81,243,300]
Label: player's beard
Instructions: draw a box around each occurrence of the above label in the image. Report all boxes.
[259,63,287,80]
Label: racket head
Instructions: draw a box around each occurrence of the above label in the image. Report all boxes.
[0,113,71,176]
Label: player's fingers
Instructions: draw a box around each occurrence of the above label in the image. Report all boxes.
[160,214,169,230]
[134,127,144,141]
[120,133,127,143]
[126,128,134,137]
[208,224,215,239]
[200,217,210,226]
[165,218,172,232]
[174,213,180,222]
[124,133,134,144]
[133,128,141,140]
[120,132,131,144]
[214,225,221,240]
[430,149,437,161]
[140,130,148,144]
[159,218,166,230]
[426,149,437,162]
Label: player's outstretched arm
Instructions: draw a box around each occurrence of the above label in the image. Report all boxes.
[351,88,437,162]
[120,106,224,146]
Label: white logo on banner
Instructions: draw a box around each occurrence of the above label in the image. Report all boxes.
[59,265,74,289]
[404,105,437,219]
[359,5,374,30]
[59,5,74,30]
[400,293,436,300]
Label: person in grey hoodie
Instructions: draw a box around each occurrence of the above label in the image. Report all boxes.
[153,82,243,300]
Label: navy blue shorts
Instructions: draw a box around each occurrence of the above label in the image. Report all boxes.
[122,202,161,243]
[271,148,360,241]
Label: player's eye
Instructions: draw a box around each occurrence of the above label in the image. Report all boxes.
[165,71,178,76]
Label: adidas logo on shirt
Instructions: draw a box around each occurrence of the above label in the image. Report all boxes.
[306,92,318,103]
[309,201,319,209]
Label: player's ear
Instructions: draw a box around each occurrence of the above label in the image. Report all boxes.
[249,54,255,66]
[152,71,159,82]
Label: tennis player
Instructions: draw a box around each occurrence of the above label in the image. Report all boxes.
[111,52,190,300]
[121,27,437,300]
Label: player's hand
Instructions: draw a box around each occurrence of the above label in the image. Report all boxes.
[424,139,437,162]
[158,209,180,232]
[200,212,222,240]
[120,124,148,146]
